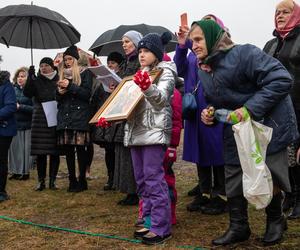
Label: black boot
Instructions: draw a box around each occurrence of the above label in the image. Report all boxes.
[49,178,58,190]
[263,192,287,246]
[49,155,59,190]
[288,167,300,219]
[67,179,79,192]
[0,166,9,201]
[78,178,88,192]
[188,184,200,196]
[35,179,46,191]
[282,192,295,212]
[212,196,251,246]
[186,194,210,212]
[103,171,114,191]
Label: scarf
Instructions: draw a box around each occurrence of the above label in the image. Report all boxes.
[275,0,300,38]
[192,20,235,65]
[41,70,57,80]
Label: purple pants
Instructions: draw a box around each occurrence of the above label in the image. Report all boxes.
[131,145,171,236]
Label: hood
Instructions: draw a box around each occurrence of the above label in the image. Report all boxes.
[0,71,10,85]
[157,61,178,77]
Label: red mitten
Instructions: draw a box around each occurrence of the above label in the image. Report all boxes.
[133,70,151,91]
[96,117,111,128]
[165,147,177,163]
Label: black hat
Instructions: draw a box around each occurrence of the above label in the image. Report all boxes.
[63,45,79,60]
[39,57,55,70]
[107,52,124,65]
[137,32,172,62]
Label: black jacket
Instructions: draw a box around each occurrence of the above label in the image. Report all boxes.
[56,69,93,131]
[24,71,58,155]
[14,84,33,130]
[264,26,300,109]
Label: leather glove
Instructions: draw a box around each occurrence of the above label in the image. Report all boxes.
[96,117,111,128]
[133,70,151,91]
[28,65,35,76]
[165,147,177,163]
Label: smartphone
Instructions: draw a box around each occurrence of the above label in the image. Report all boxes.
[180,13,188,26]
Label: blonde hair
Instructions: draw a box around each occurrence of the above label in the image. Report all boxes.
[59,58,81,86]
[276,0,294,11]
[78,51,90,67]
[13,67,28,83]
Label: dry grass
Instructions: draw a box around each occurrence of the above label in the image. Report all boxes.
[1,145,300,250]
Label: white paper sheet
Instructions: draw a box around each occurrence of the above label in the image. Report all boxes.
[41,101,58,127]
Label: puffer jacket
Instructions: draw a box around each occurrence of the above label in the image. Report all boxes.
[199,44,299,165]
[124,61,176,146]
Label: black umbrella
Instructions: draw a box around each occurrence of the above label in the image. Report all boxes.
[0,4,81,65]
[89,23,177,56]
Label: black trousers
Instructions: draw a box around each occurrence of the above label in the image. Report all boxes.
[0,136,13,193]
[104,142,115,177]
[36,154,60,180]
[197,164,225,196]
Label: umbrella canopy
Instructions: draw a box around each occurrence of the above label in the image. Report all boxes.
[89,23,177,56]
[0,4,81,64]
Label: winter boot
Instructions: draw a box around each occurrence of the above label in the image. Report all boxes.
[103,171,114,190]
[212,196,251,246]
[35,179,46,191]
[263,192,287,246]
[49,155,59,190]
[288,167,300,219]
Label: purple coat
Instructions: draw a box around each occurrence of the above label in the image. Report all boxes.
[174,43,224,166]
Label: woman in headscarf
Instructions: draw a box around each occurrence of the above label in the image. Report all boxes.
[174,14,227,215]
[189,19,298,246]
[112,30,142,205]
[264,0,300,219]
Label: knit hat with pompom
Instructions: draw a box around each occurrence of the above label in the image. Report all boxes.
[137,32,172,62]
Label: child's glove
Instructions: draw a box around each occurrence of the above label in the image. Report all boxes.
[133,70,151,91]
[165,147,177,163]
[96,117,111,128]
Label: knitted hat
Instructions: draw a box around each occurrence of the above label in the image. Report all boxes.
[122,30,143,48]
[107,52,124,65]
[39,57,55,70]
[63,45,79,60]
[138,32,172,62]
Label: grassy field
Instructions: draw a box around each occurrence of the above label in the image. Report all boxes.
[0,145,300,250]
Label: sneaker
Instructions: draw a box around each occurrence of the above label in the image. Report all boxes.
[135,218,145,227]
[187,184,200,196]
[134,228,149,239]
[201,196,227,215]
[142,231,172,245]
[186,194,210,212]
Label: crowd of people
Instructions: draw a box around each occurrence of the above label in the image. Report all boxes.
[0,0,300,246]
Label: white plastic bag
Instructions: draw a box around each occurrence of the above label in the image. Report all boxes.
[232,119,273,209]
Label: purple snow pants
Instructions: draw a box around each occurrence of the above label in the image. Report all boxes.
[131,145,171,236]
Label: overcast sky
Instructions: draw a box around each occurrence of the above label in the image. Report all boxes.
[0,0,285,75]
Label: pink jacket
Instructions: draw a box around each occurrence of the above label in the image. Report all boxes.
[169,88,182,147]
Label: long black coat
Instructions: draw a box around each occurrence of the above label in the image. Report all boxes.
[24,72,58,155]
[56,69,93,132]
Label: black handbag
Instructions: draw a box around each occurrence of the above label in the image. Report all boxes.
[182,82,199,120]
